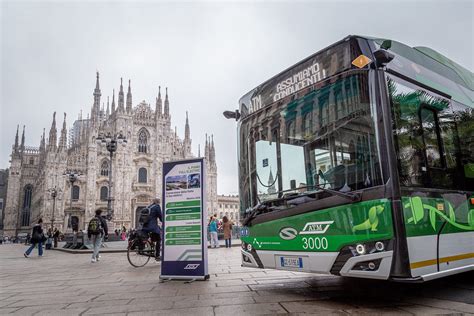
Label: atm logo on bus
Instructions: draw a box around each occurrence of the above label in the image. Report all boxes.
[279,221,334,240]
[299,221,334,235]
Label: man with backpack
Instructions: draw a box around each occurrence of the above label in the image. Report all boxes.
[88,209,108,263]
[139,197,162,261]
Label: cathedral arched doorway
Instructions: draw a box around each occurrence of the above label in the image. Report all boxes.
[70,216,79,232]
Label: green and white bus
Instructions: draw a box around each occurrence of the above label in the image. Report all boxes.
[228,35,473,281]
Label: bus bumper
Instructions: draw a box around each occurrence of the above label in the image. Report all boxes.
[241,248,393,280]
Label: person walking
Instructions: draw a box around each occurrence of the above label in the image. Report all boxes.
[209,216,219,248]
[222,216,233,248]
[24,218,45,258]
[45,228,53,250]
[140,197,163,260]
[53,227,59,248]
[87,209,108,263]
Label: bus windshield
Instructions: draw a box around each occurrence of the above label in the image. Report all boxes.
[238,71,383,213]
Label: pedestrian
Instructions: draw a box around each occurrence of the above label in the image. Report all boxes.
[121,226,127,241]
[140,197,163,260]
[87,209,108,263]
[209,216,219,248]
[24,218,46,258]
[45,228,53,250]
[222,216,233,248]
[53,227,59,248]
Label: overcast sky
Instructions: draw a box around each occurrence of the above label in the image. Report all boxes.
[1,0,472,195]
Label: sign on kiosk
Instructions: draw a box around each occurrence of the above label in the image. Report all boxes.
[160,158,209,281]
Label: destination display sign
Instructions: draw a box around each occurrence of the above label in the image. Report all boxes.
[239,41,355,117]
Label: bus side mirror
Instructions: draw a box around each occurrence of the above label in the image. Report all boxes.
[374,49,395,67]
[223,110,241,121]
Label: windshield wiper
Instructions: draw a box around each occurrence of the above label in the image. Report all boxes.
[242,203,275,226]
[243,185,361,226]
[310,184,361,202]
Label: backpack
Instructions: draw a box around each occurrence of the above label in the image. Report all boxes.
[88,217,102,235]
[138,207,151,228]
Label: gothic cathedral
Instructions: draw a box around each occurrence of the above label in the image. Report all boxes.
[3,73,218,235]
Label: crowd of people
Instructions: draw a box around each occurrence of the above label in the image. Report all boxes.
[208,214,235,248]
[18,196,236,261]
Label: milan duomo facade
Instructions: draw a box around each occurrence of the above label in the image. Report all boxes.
[3,73,218,236]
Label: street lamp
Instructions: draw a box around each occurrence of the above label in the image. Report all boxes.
[47,186,62,230]
[63,170,82,228]
[96,132,127,220]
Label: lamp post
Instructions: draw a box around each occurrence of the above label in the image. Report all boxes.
[63,170,82,229]
[47,186,62,230]
[96,132,127,220]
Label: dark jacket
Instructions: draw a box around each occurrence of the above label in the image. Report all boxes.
[142,203,162,234]
[30,224,44,244]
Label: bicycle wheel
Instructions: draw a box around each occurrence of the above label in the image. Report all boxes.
[127,239,151,267]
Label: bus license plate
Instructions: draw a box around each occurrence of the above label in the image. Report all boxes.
[280,257,303,268]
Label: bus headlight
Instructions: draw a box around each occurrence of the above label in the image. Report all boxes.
[375,241,385,251]
[247,244,253,252]
[355,244,366,255]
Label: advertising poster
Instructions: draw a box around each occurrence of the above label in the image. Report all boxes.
[160,158,209,280]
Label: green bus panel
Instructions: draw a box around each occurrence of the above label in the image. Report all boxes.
[241,199,394,252]
[402,196,474,237]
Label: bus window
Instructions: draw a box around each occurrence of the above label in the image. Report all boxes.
[388,75,473,191]
[255,140,278,200]
[420,107,442,169]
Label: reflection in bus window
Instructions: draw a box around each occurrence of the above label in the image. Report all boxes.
[242,72,383,208]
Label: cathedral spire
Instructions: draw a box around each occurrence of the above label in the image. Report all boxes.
[111,89,116,113]
[267,168,276,194]
[93,72,101,120]
[106,96,110,117]
[20,125,25,152]
[41,128,45,150]
[13,125,19,153]
[118,78,125,112]
[198,144,201,157]
[205,133,209,160]
[210,134,216,163]
[126,79,132,113]
[164,87,170,118]
[155,86,162,118]
[48,111,57,151]
[58,112,67,150]
[184,111,190,140]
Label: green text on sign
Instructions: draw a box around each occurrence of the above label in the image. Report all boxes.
[166,225,201,233]
[166,200,201,208]
[166,232,201,239]
[166,213,201,221]
[166,207,201,215]
[165,239,201,246]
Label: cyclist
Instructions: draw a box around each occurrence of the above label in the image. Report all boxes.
[140,197,163,261]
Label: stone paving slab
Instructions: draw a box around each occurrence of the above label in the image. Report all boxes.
[0,243,473,315]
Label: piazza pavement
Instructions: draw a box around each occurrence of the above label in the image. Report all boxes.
[0,243,473,315]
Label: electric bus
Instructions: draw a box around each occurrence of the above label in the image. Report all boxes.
[227,35,473,282]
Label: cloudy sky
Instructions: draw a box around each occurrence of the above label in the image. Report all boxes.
[1,0,472,195]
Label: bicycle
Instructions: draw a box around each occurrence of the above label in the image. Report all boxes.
[127,231,156,267]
